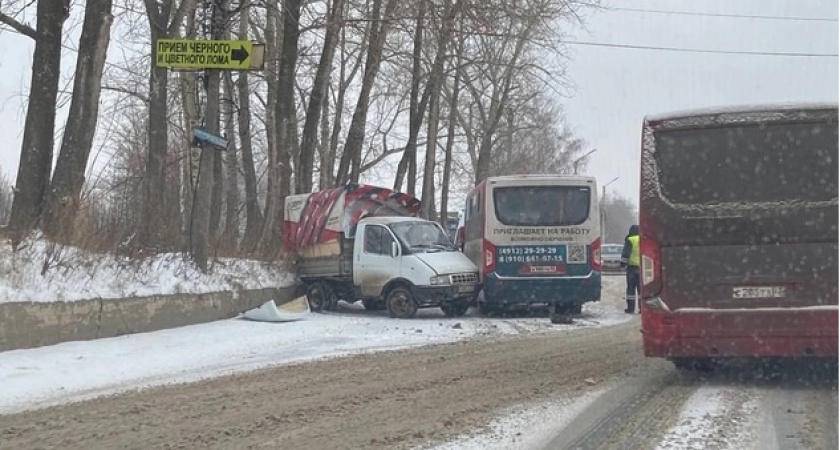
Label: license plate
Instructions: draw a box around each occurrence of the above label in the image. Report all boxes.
[732,286,787,299]
[458,285,476,293]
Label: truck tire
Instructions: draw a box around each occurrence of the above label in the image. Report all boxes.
[306,283,330,313]
[571,303,583,315]
[441,301,470,317]
[386,287,418,319]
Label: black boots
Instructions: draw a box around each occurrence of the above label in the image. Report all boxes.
[624,299,636,314]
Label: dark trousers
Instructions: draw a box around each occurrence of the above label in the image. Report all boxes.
[626,265,640,312]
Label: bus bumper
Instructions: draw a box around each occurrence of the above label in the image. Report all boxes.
[481,272,601,309]
[641,306,839,358]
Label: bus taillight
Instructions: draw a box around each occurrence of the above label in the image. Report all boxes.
[590,237,602,271]
[483,239,496,273]
[640,236,661,295]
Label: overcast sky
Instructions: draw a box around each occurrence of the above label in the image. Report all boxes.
[0,0,837,208]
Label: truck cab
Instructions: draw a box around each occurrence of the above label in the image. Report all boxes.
[348,217,480,318]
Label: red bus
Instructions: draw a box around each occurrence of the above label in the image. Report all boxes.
[638,103,838,370]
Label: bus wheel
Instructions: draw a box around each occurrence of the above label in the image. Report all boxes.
[441,301,470,317]
[549,304,574,324]
[386,287,418,319]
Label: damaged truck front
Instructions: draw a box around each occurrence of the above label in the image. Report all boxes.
[284,184,480,319]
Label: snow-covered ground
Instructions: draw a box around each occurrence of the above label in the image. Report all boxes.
[426,390,609,450]
[0,237,294,303]
[0,300,631,415]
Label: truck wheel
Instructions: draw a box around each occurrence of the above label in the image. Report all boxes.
[571,304,583,315]
[441,301,470,317]
[306,283,329,313]
[386,287,418,319]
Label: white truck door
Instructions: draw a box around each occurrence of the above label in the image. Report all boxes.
[355,224,400,297]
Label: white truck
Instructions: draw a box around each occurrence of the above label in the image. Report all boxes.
[284,184,480,318]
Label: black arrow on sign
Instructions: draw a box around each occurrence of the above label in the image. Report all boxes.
[231,45,249,64]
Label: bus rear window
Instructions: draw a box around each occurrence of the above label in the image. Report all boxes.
[493,186,590,226]
[654,122,837,204]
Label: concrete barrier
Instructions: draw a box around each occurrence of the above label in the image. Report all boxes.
[0,286,301,352]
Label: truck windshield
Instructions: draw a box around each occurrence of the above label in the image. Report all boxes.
[390,222,456,253]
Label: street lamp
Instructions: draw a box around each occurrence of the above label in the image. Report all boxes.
[572,149,597,174]
[602,176,620,203]
[601,176,619,242]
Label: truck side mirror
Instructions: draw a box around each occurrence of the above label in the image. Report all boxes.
[391,241,399,258]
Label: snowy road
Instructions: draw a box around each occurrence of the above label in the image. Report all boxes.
[0,275,836,449]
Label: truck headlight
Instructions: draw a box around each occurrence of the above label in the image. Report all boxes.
[430,275,451,286]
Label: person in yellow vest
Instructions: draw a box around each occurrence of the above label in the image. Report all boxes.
[620,224,640,314]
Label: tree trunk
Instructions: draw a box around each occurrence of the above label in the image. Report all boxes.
[392,0,424,194]
[178,4,199,240]
[42,0,113,239]
[143,22,169,246]
[297,0,344,194]
[421,84,440,219]
[439,51,461,228]
[141,0,193,247]
[237,2,262,251]
[7,0,70,242]
[209,117,224,238]
[222,72,239,246]
[317,84,332,189]
[326,14,360,189]
[260,0,300,252]
[259,3,280,254]
[335,0,398,184]
[189,2,222,271]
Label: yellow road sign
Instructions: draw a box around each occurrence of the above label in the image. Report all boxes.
[156,39,253,70]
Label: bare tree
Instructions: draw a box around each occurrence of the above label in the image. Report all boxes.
[42,0,114,239]
[323,8,365,188]
[297,0,345,194]
[3,0,71,242]
[222,72,240,245]
[0,169,12,226]
[259,0,300,251]
[142,0,193,247]
[236,2,263,250]
[335,0,399,184]
[189,0,223,271]
[438,17,464,226]
[392,0,425,194]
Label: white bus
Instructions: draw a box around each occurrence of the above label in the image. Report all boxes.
[461,175,602,322]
